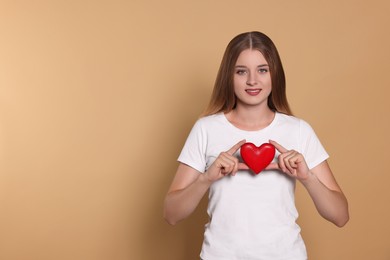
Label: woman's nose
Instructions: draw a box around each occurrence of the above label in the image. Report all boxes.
[246,73,258,86]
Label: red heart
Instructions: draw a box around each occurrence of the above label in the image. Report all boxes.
[240,142,276,174]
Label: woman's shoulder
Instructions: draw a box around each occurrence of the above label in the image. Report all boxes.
[196,113,225,125]
[277,112,300,124]
[276,112,312,129]
[187,113,227,134]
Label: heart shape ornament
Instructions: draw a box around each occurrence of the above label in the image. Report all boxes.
[240,142,276,174]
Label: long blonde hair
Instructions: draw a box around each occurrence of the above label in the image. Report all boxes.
[203,31,292,116]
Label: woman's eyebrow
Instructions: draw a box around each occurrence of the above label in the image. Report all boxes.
[235,64,269,68]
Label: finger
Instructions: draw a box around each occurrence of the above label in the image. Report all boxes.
[237,162,250,170]
[227,139,246,155]
[283,151,298,174]
[284,160,296,175]
[277,151,291,173]
[226,162,250,176]
[269,139,288,153]
[219,153,237,175]
[231,159,240,176]
[288,153,305,170]
[228,155,240,176]
[265,162,280,170]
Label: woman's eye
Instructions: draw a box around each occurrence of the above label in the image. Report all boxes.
[259,68,268,73]
[236,70,247,75]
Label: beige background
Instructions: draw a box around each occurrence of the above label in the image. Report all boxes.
[1,0,389,259]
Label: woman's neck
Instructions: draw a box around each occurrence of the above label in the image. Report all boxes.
[225,105,275,131]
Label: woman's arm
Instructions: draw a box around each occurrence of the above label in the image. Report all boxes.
[163,164,211,226]
[164,140,247,225]
[300,161,349,227]
[268,140,349,227]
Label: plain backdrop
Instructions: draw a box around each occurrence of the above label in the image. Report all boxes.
[1,0,389,259]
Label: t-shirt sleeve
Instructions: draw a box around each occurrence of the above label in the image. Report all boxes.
[177,119,207,173]
[299,119,329,169]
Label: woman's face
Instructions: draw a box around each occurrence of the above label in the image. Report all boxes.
[233,49,272,109]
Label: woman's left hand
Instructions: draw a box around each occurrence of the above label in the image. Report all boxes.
[266,140,311,181]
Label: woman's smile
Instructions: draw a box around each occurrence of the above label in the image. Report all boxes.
[245,88,262,96]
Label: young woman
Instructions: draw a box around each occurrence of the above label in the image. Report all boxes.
[164,31,349,260]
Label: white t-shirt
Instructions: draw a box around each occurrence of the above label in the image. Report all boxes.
[178,112,329,260]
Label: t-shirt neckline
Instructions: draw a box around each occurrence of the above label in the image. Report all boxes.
[220,111,280,135]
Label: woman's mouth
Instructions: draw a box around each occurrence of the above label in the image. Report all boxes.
[245,89,261,96]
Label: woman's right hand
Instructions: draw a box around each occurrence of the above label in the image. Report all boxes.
[204,140,249,183]
[164,139,249,225]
